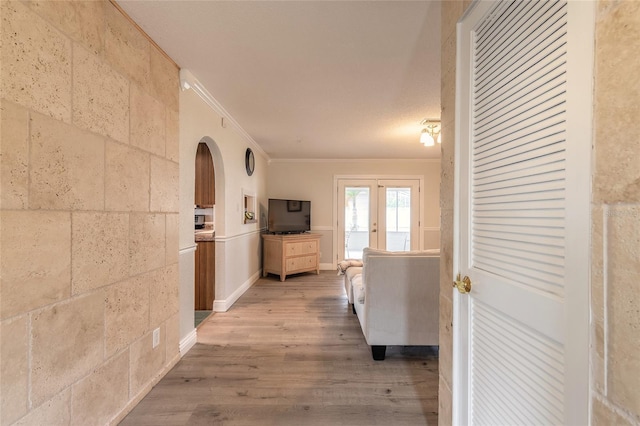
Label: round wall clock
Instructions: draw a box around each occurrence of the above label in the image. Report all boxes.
[245,148,255,176]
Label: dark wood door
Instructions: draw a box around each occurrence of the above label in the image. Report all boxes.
[195,142,215,207]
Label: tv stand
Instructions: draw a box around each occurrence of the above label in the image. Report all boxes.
[262,233,321,282]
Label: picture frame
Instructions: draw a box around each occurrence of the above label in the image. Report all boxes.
[287,200,302,212]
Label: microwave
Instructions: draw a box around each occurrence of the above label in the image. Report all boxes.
[195,215,205,229]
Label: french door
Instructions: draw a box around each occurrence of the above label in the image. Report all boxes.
[454,0,593,424]
[337,178,420,261]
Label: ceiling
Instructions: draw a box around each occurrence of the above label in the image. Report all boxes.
[117,1,442,160]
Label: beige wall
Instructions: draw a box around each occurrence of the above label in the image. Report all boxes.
[0,1,180,424]
[267,159,441,264]
[178,86,268,332]
[439,1,640,424]
[179,88,269,249]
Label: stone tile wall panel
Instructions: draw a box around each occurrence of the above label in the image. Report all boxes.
[0,316,29,424]
[72,45,130,143]
[130,84,166,157]
[0,100,30,210]
[0,1,180,423]
[150,156,179,213]
[129,213,166,276]
[31,292,105,405]
[1,1,72,122]
[13,390,71,426]
[105,274,150,357]
[23,0,105,56]
[71,351,130,426]
[29,112,105,210]
[130,326,166,396]
[0,211,71,319]
[72,212,130,295]
[105,141,151,212]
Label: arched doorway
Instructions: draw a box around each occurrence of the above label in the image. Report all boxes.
[194,142,215,326]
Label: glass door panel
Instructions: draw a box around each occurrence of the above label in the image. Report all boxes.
[344,187,370,259]
[337,180,377,261]
[377,179,420,252]
[385,187,411,251]
[337,178,419,262]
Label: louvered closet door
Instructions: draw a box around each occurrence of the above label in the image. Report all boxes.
[455,0,592,424]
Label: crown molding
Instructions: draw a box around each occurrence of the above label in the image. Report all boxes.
[268,158,441,164]
[179,69,268,159]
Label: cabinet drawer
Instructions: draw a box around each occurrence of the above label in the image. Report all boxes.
[286,255,317,272]
[285,241,317,256]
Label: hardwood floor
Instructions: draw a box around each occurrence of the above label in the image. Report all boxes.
[120,271,439,425]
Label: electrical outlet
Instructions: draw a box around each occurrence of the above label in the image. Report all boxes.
[153,328,160,348]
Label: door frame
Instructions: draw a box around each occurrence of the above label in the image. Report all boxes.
[333,175,425,264]
[452,1,594,424]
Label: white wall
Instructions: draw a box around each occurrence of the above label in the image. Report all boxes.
[267,159,441,265]
[178,86,268,341]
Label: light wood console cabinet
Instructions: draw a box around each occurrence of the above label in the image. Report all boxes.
[262,233,321,281]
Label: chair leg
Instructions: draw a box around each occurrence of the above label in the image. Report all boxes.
[371,345,386,361]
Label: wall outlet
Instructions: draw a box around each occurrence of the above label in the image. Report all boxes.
[152,328,160,348]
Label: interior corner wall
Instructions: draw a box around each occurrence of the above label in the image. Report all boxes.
[178,87,268,340]
[266,159,441,266]
[0,1,180,424]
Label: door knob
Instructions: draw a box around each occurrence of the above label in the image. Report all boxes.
[371,229,377,233]
[453,273,472,294]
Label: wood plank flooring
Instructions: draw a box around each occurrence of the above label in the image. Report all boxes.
[120,271,439,425]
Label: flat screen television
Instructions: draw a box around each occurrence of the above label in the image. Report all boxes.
[268,198,311,234]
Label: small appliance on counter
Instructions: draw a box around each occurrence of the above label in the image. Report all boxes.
[194,215,205,229]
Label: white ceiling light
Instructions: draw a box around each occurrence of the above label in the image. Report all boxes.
[420,119,441,147]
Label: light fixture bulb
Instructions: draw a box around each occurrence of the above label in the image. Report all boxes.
[420,129,435,146]
[419,119,441,147]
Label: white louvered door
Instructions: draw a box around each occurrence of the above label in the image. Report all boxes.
[454,1,593,424]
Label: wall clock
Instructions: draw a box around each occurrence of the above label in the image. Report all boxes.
[245,148,255,176]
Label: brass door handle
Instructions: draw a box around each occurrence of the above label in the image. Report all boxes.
[453,273,472,294]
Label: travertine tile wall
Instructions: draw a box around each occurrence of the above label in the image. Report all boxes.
[0,1,180,424]
[591,1,640,424]
[439,1,640,425]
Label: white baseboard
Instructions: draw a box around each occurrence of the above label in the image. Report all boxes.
[212,270,261,312]
[320,263,335,271]
[179,329,197,356]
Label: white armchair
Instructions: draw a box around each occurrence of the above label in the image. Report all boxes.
[351,247,440,360]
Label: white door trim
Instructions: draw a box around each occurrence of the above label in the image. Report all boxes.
[560,1,596,420]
